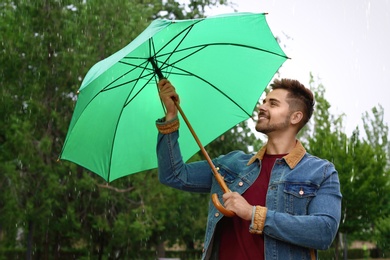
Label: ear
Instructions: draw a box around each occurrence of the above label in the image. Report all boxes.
[290,111,304,126]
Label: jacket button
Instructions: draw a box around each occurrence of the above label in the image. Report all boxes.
[214,212,220,217]
[238,181,244,187]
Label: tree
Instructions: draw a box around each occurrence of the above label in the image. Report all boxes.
[361,105,390,255]
[304,75,390,258]
[0,0,232,258]
[1,1,81,258]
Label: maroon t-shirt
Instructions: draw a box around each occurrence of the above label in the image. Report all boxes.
[218,154,285,260]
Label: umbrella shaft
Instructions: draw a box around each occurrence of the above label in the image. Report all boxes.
[148,57,164,80]
[174,100,230,193]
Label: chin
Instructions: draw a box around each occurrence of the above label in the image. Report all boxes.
[255,126,265,134]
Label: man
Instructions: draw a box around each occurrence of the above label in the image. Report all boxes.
[156,78,342,260]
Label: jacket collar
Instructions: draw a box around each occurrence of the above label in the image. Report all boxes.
[247,140,306,169]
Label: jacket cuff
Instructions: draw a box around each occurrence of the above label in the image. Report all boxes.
[249,206,267,234]
[156,117,179,134]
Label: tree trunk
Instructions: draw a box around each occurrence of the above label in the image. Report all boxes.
[186,239,195,250]
[26,220,34,260]
[156,241,165,259]
[98,235,105,260]
[343,233,348,260]
[334,233,339,260]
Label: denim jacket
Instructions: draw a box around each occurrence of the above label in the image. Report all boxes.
[157,130,342,260]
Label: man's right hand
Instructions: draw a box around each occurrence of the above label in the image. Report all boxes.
[158,79,179,121]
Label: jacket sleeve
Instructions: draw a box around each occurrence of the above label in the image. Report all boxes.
[262,165,342,250]
[156,121,213,193]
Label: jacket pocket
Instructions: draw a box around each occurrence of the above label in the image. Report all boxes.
[283,183,318,215]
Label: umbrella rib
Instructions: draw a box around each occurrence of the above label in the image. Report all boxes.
[153,42,287,82]
[61,59,154,166]
[100,59,150,92]
[123,75,155,107]
[147,26,197,113]
[102,39,287,176]
[168,64,253,118]
[106,59,158,181]
[155,42,288,62]
[117,26,196,82]
[121,43,286,84]
[205,42,288,58]
[103,56,162,92]
[154,24,197,70]
[117,42,286,112]
[158,46,206,75]
[148,19,202,59]
[119,41,285,88]
[115,59,165,108]
[103,68,154,92]
[120,22,200,77]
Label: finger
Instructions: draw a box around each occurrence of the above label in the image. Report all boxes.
[222,191,234,202]
[159,83,175,94]
[159,78,169,85]
[160,84,177,96]
[158,79,170,89]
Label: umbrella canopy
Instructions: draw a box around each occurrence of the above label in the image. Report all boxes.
[60,12,288,182]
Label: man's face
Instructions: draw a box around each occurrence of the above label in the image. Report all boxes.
[255,89,292,135]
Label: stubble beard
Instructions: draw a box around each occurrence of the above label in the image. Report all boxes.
[255,115,291,134]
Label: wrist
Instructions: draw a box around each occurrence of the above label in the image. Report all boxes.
[165,112,178,122]
[245,205,254,221]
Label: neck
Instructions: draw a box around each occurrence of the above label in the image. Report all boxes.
[265,133,297,155]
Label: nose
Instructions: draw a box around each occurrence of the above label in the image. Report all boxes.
[257,103,267,112]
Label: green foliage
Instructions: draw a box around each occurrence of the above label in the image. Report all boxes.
[0,0,232,258]
[205,120,263,158]
[374,216,390,255]
[304,74,390,254]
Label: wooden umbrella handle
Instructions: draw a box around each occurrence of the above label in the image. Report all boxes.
[174,100,235,217]
[212,193,235,217]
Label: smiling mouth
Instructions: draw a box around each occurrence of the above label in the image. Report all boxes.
[258,115,269,120]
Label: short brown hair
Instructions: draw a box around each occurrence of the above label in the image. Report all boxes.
[270,78,315,129]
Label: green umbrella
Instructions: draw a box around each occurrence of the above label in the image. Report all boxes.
[60,12,288,183]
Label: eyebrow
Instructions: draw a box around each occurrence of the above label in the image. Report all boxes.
[263,98,281,104]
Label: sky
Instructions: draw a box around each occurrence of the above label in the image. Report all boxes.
[203,0,390,137]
